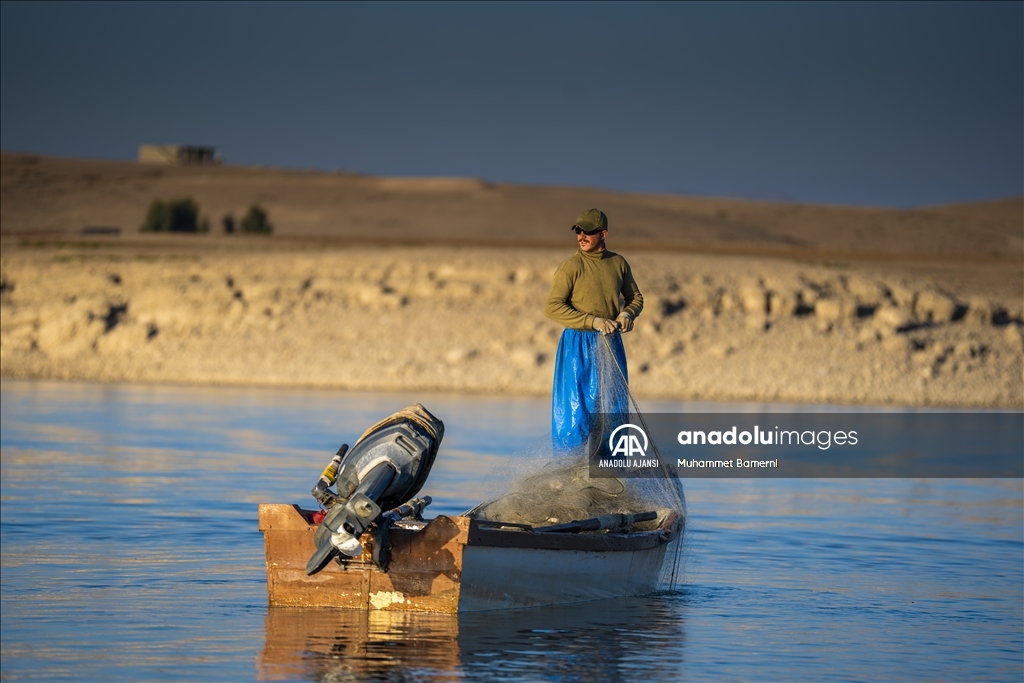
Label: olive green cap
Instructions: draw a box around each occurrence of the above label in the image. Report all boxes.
[572,208,608,232]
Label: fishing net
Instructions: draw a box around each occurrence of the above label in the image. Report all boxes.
[466,333,687,588]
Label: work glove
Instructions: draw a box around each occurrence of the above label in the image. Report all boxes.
[592,317,618,335]
[616,312,634,333]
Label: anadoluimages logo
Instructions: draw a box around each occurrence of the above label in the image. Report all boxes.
[608,424,649,458]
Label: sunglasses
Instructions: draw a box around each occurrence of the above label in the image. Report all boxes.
[573,226,604,236]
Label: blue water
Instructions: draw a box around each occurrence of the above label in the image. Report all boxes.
[1,380,1021,681]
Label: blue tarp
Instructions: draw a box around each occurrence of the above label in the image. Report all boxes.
[551,329,628,452]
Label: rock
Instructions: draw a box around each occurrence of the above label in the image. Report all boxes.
[643,294,664,322]
[738,286,767,314]
[94,322,144,355]
[911,346,933,365]
[530,326,560,346]
[656,339,684,358]
[857,327,881,344]
[798,288,819,306]
[0,318,37,353]
[709,344,735,359]
[881,334,910,354]
[746,314,768,331]
[357,285,405,309]
[510,347,542,369]
[875,305,912,330]
[953,341,973,359]
[932,344,953,363]
[35,310,82,352]
[965,298,993,326]
[684,290,708,313]
[1005,323,1024,347]
[768,290,793,316]
[444,347,477,365]
[847,278,888,306]
[225,298,247,322]
[888,284,916,309]
[410,281,440,298]
[915,290,957,322]
[719,292,739,313]
[511,267,533,285]
[438,281,478,303]
[814,299,844,322]
[637,319,661,337]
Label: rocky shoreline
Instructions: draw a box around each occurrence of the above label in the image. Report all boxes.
[2,243,1021,408]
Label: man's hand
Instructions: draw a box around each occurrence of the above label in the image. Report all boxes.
[592,317,619,335]
[616,312,634,333]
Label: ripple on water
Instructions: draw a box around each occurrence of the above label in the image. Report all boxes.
[1,380,1021,681]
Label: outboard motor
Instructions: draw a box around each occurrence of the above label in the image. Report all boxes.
[305,404,444,576]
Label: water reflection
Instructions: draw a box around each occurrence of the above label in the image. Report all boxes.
[260,608,461,681]
[259,597,685,682]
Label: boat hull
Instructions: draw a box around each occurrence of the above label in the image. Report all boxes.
[259,504,682,613]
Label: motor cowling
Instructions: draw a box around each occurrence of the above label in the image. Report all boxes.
[306,404,443,575]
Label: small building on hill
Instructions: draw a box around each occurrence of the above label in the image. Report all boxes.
[138,145,220,165]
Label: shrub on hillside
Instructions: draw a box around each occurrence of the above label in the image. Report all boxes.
[241,204,273,234]
[140,198,206,232]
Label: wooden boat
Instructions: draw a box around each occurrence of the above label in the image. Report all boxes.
[258,503,683,613]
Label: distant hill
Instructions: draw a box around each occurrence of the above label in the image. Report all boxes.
[2,151,1020,262]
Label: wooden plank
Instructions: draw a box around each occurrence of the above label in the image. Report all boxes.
[260,505,468,611]
[262,504,371,608]
[258,503,314,531]
[366,516,467,613]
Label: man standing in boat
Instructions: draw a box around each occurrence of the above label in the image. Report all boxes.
[544,208,643,452]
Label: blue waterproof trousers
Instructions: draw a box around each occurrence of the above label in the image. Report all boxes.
[551,329,628,452]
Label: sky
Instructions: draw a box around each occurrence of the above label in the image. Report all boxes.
[1,1,1021,208]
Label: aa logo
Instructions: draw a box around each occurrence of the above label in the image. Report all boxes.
[608,424,648,458]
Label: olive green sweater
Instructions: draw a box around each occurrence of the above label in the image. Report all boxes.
[544,249,643,331]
